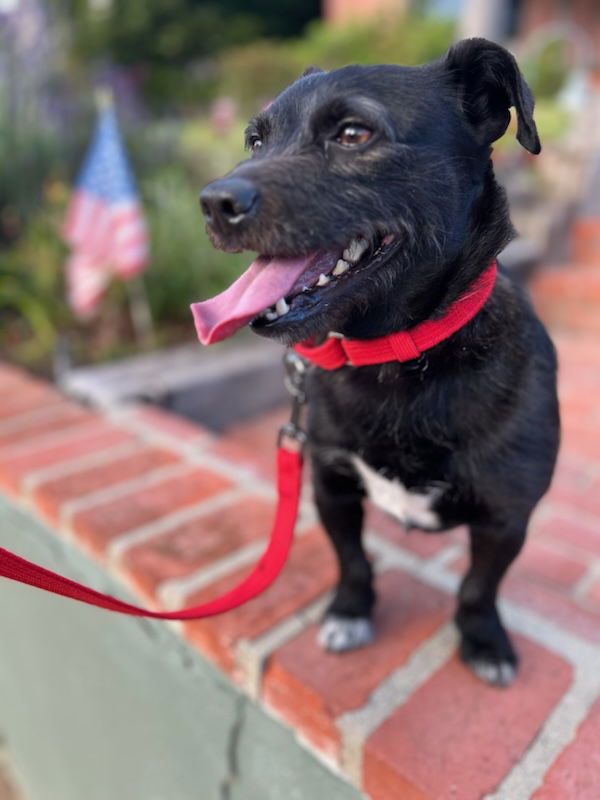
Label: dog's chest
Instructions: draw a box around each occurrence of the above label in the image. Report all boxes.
[351,455,441,529]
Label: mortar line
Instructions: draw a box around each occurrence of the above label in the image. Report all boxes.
[484,668,600,800]
[59,461,194,523]
[107,486,251,562]
[572,560,600,602]
[236,591,333,699]
[536,498,600,531]
[337,623,457,786]
[0,419,122,458]
[0,401,82,434]
[157,539,269,608]
[22,440,145,492]
[367,530,600,666]
[155,514,317,610]
[108,406,211,450]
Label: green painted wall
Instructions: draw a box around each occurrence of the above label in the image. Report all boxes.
[0,498,364,800]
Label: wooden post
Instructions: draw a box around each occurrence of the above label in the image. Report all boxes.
[126,274,155,349]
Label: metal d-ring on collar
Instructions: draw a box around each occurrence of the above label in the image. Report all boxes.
[278,349,308,449]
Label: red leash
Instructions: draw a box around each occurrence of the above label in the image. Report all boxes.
[0,446,302,619]
[0,266,496,617]
[0,353,308,619]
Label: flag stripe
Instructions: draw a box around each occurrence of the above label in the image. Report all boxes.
[62,106,148,317]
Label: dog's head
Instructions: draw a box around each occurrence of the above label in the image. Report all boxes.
[192,38,539,346]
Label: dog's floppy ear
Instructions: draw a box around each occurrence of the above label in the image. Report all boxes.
[301,65,324,78]
[445,38,540,154]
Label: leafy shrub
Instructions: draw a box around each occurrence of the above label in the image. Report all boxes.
[217,15,455,114]
[0,199,68,364]
[520,39,569,100]
[141,166,254,326]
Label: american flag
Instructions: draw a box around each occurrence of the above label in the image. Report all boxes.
[63,102,148,317]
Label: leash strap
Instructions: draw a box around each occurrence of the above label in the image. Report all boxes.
[294,263,497,369]
[0,354,308,619]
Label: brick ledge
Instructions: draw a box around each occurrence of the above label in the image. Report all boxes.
[1,334,600,799]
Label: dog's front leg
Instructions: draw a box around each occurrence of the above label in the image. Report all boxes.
[456,517,527,687]
[311,454,375,653]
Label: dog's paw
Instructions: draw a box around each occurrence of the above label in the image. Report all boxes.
[466,658,516,687]
[456,608,518,687]
[317,615,374,653]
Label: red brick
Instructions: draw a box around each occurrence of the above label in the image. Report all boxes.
[504,574,600,643]
[211,406,289,480]
[32,446,180,525]
[70,466,232,556]
[0,423,135,495]
[0,362,27,383]
[121,495,276,600]
[542,451,600,519]
[571,218,600,266]
[363,637,572,800]
[0,383,65,420]
[514,540,587,591]
[533,698,600,800]
[554,332,600,367]
[0,404,97,449]
[209,437,275,480]
[451,539,587,594]
[262,570,453,759]
[182,527,337,673]
[545,480,600,520]
[128,405,212,445]
[366,505,466,557]
[560,425,600,461]
[535,513,600,558]
[531,269,600,334]
[0,758,20,800]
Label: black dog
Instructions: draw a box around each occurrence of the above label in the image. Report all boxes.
[194,38,560,686]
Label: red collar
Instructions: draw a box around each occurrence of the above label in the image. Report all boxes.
[293,262,497,369]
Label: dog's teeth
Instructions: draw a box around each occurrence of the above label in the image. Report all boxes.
[265,310,278,321]
[275,298,290,316]
[301,285,310,293]
[317,273,330,287]
[343,236,369,263]
[333,259,350,276]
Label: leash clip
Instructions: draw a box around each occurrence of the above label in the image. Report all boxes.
[279,350,308,450]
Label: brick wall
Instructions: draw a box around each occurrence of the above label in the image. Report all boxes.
[0,330,599,798]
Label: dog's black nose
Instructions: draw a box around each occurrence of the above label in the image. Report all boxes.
[200,178,259,225]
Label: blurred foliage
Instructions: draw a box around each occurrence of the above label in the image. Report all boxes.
[521,39,569,100]
[0,200,67,363]
[0,5,577,372]
[141,166,254,325]
[0,91,73,246]
[218,15,455,114]
[61,0,320,107]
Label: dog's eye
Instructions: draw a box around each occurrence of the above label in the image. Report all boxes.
[249,137,263,152]
[336,124,372,147]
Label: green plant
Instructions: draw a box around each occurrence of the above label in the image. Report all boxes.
[216,15,455,114]
[141,167,254,325]
[0,198,70,363]
[521,39,569,100]
[0,265,59,363]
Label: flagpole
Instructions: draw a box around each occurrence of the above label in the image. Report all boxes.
[126,273,155,348]
[93,86,156,349]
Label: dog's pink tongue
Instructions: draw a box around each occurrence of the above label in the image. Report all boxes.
[191,254,316,345]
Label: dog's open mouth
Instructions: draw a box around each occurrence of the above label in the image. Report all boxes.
[191,232,396,345]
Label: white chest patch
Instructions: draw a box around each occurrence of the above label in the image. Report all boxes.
[351,455,441,530]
